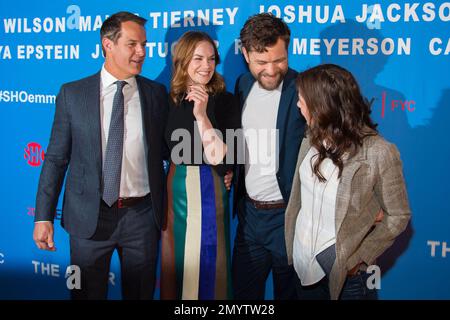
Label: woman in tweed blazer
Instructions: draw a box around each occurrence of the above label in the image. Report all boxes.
[285,64,411,300]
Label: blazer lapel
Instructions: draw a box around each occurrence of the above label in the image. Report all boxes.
[291,137,311,209]
[285,137,310,264]
[239,75,255,112]
[335,149,366,235]
[85,72,102,182]
[294,137,312,206]
[276,69,297,156]
[288,137,311,218]
[297,137,311,169]
[136,76,152,156]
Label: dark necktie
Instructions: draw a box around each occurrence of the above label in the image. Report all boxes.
[102,80,127,207]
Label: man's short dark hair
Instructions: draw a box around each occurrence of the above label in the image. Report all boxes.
[240,13,290,53]
[100,11,147,44]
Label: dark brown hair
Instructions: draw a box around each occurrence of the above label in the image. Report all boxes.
[296,64,378,182]
[170,31,225,105]
[240,13,290,52]
[100,12,147,54]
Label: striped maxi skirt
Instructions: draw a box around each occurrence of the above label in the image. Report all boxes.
[160,163,233,300]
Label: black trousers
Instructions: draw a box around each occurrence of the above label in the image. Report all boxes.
[232,199,298,300]
[70,196,158,300]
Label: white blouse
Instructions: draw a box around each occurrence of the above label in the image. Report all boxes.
[293,146,340,286]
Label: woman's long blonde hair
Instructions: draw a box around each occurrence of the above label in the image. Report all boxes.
[170,31,225,105]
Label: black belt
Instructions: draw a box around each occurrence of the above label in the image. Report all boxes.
[246,194,286,210]
[114,193,151,208]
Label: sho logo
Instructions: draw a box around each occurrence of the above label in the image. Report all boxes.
[24,142,45,167]
[0,252,5,264]
[427,241,450,258]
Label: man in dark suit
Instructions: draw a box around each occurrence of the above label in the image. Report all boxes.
[33,12,168,300]
[232,13,306,300]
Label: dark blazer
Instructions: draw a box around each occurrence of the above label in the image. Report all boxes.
[233,68,306,208]
[35,72,168,239]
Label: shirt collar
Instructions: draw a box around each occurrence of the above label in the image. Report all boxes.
[101,64,137,90]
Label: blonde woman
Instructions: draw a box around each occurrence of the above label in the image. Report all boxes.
[160,31,240,300]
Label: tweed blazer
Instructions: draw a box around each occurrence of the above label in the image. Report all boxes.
[285,134,411,300]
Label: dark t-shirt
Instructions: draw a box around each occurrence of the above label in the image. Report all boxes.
[165,91,241,176]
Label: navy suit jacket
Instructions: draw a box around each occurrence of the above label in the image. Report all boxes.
[234,68,306,210]
[35,72,168,239]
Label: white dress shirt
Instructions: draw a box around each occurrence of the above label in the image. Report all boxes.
[242,81,283,201]
[100,65,150,198]
[293,146,340,285]
[35,67,150,224]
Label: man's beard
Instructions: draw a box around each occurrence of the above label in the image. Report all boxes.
[256,70,286,90]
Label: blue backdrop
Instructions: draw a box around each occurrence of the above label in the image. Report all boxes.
[1,0,449,299]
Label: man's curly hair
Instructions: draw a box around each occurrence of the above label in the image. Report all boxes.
[240,13,290,52]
